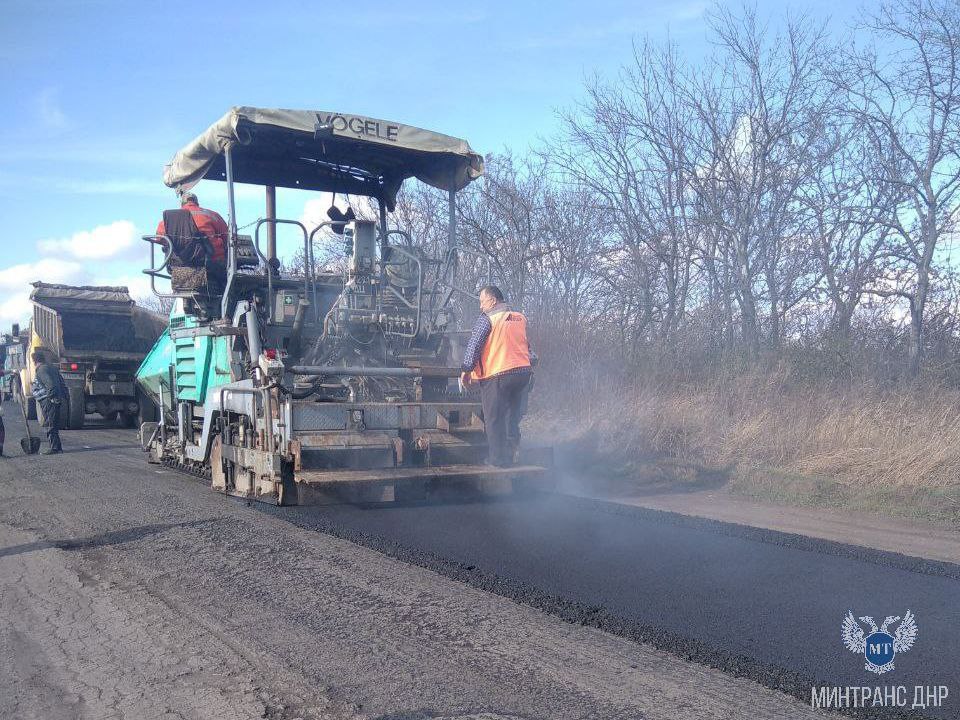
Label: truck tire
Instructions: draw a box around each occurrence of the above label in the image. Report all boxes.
[67,387,85,430]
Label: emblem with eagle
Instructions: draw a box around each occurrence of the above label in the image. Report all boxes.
[842,610,917,675]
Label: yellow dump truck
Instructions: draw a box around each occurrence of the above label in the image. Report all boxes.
[13,283,165,429]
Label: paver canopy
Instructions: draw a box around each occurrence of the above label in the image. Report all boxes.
[162,106,485,210]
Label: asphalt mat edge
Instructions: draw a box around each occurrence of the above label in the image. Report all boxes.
[261,493,953,720]
[563,494,960,581]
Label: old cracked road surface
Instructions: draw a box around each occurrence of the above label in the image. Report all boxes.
[0,408,953,719]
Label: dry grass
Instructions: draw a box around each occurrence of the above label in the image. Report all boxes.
[528,368,960,523]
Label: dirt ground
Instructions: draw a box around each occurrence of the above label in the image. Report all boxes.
[0,415,835,720]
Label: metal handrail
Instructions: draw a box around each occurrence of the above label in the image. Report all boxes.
[308,220,350,323]
[445,245,492,286]
[141,235,180,300]
[381,245,423,339]
[434,245,490,302]
[254,218,309,323]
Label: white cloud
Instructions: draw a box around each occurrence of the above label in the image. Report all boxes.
[37,220,139,260]
[91,271,155,302]
[0,258,86,326]
[0,293,34,326]
[0,258,159,326]
[35,87,68,131]
[0,258,85,290]
[0,219,150,325]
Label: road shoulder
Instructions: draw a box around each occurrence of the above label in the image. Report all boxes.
[573,483,960,565]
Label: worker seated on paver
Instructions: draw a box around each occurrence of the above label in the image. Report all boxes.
[155,192,228,292]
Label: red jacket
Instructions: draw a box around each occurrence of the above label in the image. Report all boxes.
[156,201,228,264]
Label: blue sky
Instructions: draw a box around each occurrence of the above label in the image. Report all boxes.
[0,0,862,324]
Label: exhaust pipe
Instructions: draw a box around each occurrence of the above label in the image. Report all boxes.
[287,299,309,360]
[245,306,262,364]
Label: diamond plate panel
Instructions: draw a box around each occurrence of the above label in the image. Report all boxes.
[292,403,346,431]
[292,401,478,432]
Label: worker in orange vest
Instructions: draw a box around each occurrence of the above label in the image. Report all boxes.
[460,285,532,467]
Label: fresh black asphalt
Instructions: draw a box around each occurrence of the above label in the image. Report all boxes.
[5,405,956,718]
[271,494,960,719]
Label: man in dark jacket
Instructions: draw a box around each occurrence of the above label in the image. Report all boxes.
[31,351,66,454]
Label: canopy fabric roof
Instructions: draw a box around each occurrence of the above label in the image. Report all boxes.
[162,107,484,210]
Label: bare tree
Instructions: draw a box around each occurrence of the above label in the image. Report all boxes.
[552,39,699,354]
[834,0,960,375]
[457,152,553,305]
[302,1,960,384]
[137,294,175,316]
[687,6,832,355]
[800,112,895,346]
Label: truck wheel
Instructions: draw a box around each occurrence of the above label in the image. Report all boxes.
[67,387,85,430]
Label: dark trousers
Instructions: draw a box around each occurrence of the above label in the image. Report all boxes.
[480,371,531,466]
[39,399,62,451]
[0,413,5,454]
[511,373,534,448]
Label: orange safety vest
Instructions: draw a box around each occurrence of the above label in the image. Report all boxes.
[470,308,531,381]
[156,202,228,264]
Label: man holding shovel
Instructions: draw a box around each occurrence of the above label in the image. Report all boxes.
[30,351,66,455]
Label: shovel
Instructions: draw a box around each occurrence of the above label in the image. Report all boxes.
[19,397,41,455]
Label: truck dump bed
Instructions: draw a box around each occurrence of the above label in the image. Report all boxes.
[30,283,163,358]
